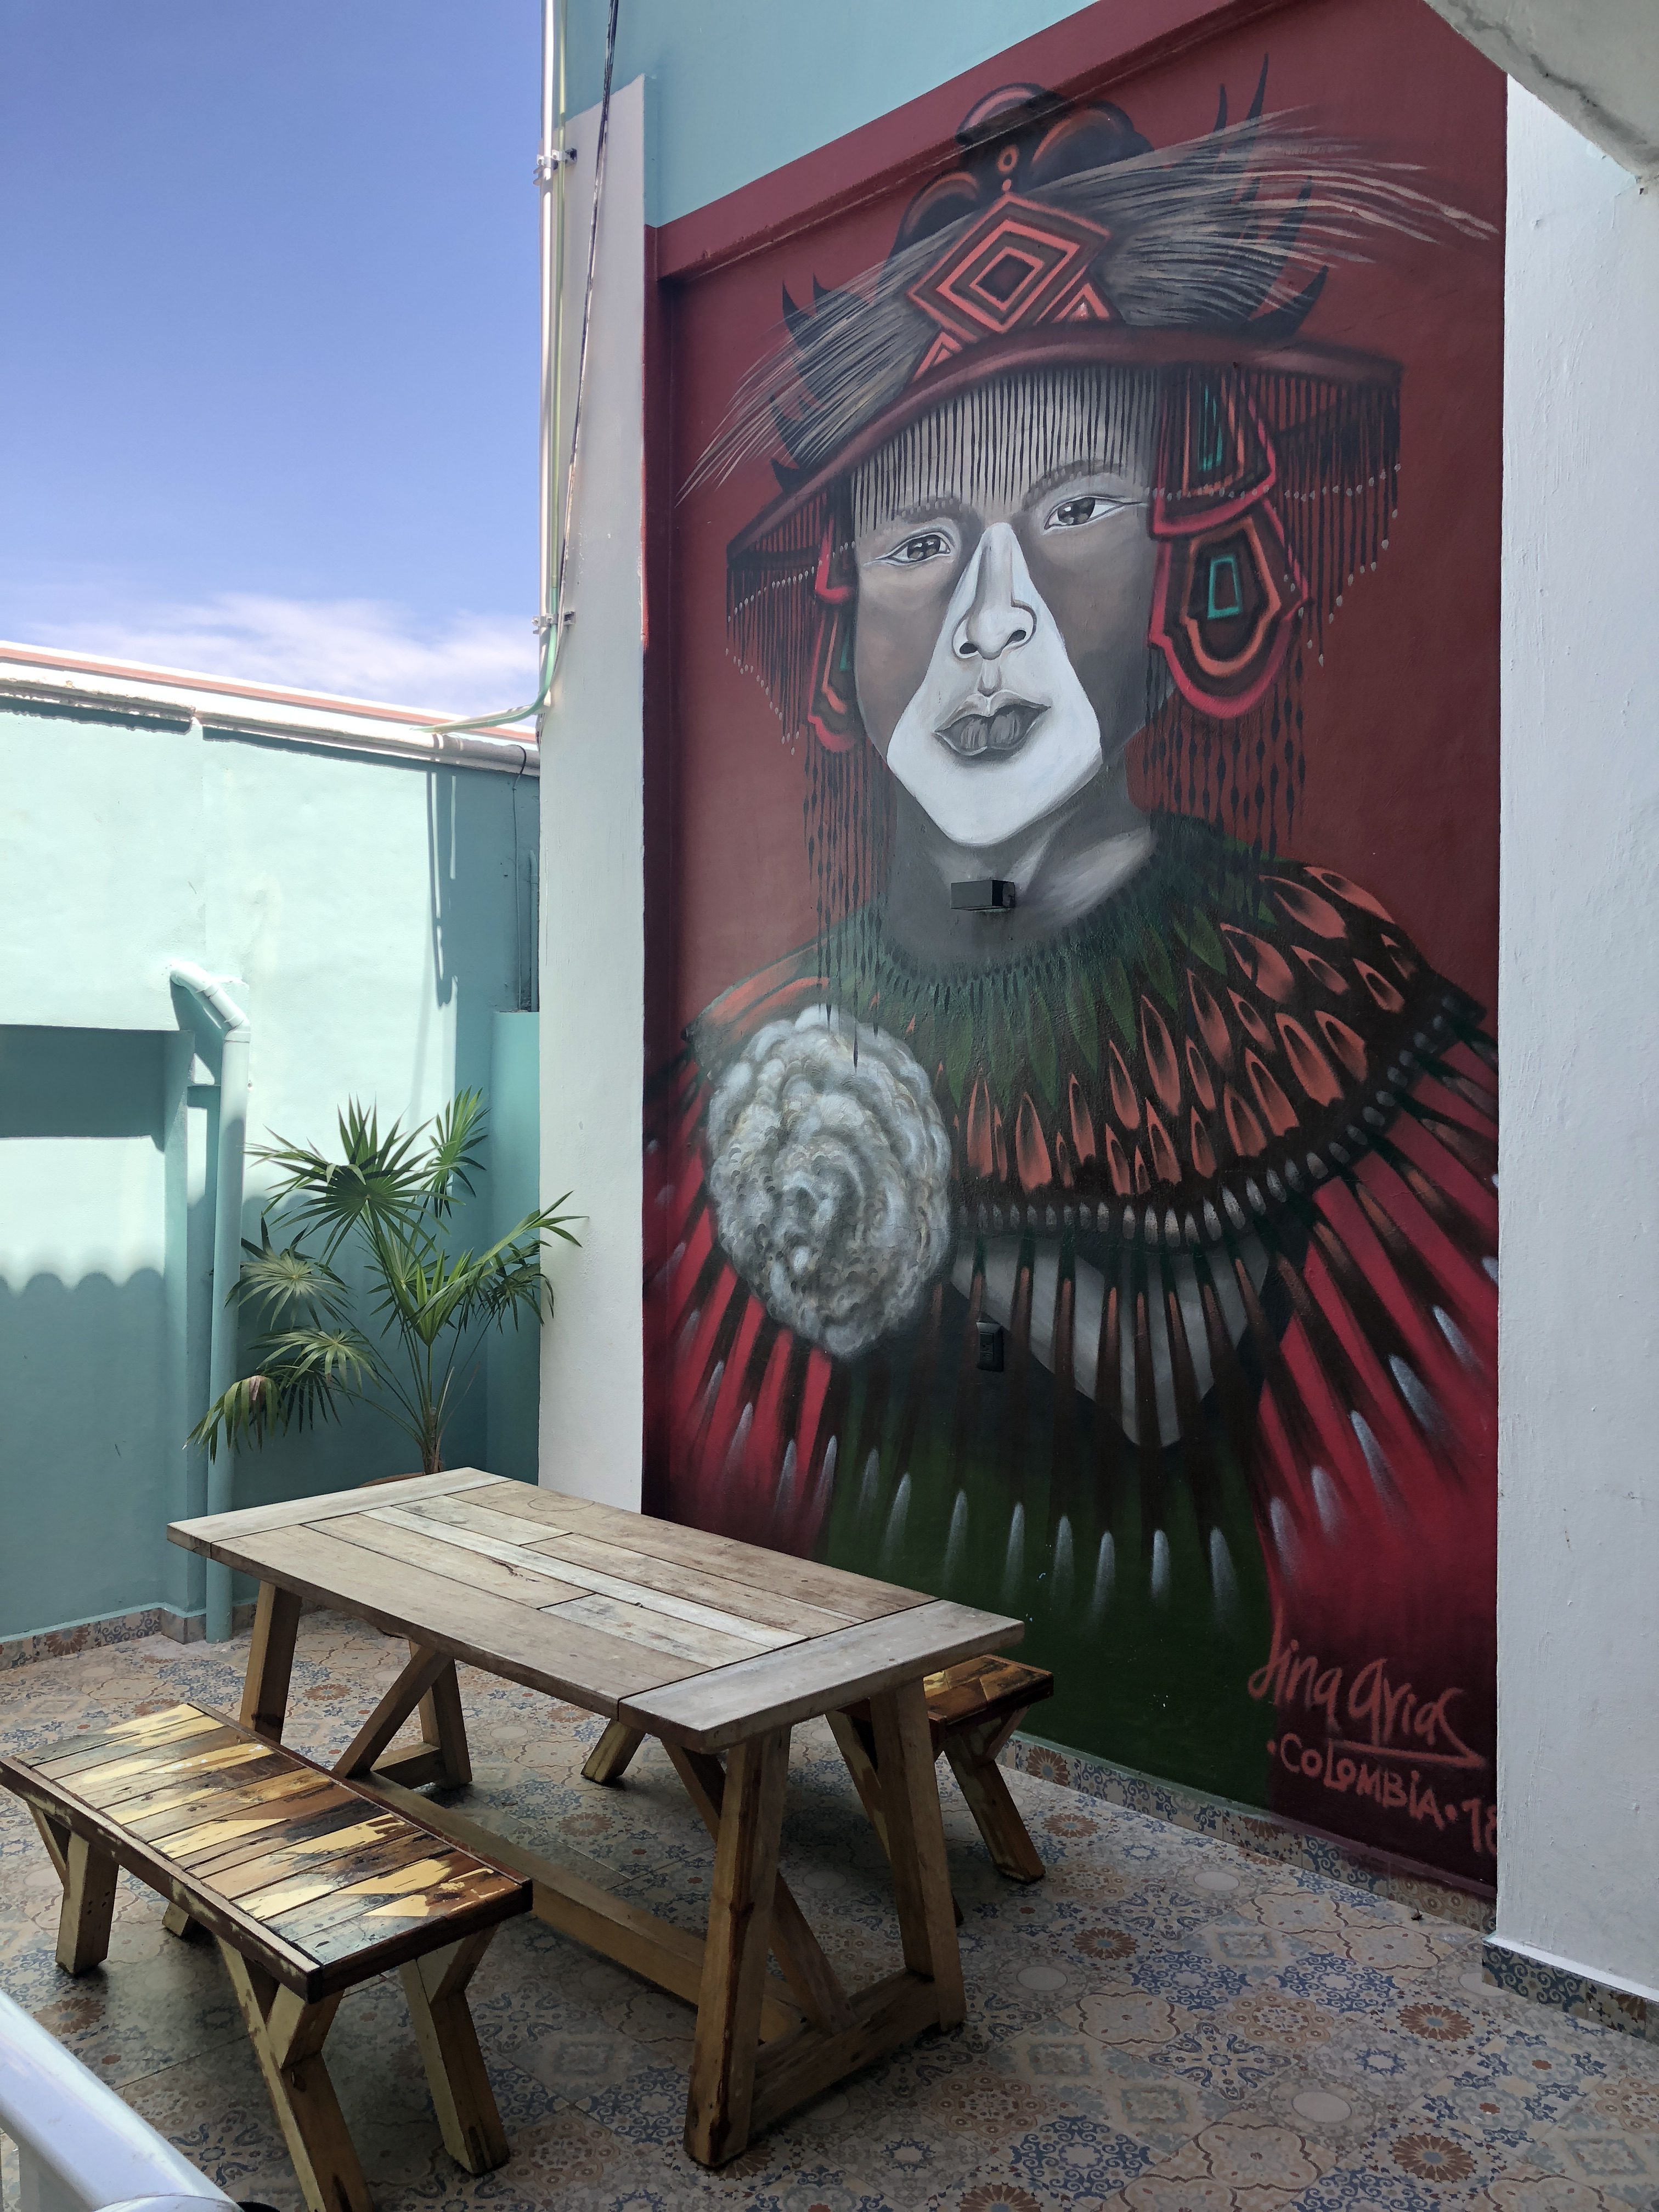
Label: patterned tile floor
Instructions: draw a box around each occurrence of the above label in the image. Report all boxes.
[1,1611,1656,2212]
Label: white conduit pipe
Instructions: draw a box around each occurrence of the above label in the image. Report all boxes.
[0,1987,233,2212]
[170,962,251,1644]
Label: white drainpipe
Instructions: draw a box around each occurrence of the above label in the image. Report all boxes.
[170,962,250,1643]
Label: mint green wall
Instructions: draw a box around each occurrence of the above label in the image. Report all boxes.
[0,698,540,1643]
[566,0,1091,227]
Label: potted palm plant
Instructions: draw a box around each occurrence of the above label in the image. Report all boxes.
[190,1090,577,1475]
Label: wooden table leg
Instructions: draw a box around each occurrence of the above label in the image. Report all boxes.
[684,1725,790,2167]
[867,1681,965,2028]
[413,1647,472,1786]
[55,1832,119,1975]
[241,1581,303,1742]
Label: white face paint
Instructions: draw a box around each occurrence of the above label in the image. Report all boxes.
[883,521,1103,854]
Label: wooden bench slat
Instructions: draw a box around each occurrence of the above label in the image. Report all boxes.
[271,1851,482,1950]
[244,1832,450,1926]
[212,1814,414,1904]
[182,1795,379,1884]
[51,1726,257,1797]
[111,1759,321,1840]
[303,1866,521,1972]
[33,1706,227,1772]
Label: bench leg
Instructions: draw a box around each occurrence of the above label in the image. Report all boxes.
[162,1899,207,1942]
[399,1931,509,2175]
[55,1830,119,1974]
[943,1712,1045,1884]
[582,1720,645,1785]
[684,1725,789,2166]
[218,1941,370,2212]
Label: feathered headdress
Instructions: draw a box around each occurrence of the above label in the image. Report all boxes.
[692,70,1487,947]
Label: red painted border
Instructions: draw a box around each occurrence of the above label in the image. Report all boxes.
[655,0,1294,280]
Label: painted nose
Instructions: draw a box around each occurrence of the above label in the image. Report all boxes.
[953,523,1035,668]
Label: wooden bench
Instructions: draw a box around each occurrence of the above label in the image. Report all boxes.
[0,1701,529,2212]
[585,1653,1054,1886]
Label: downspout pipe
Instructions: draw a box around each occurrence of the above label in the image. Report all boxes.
[170,962,250,1643]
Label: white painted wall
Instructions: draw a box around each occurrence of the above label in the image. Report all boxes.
[538,78,646,1509]
[1497,83,1659,2000]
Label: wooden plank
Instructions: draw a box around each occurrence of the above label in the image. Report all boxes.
[119,1763,325,1844]
[749,1969,940,2136]
[684,1726,790,2165]
[379,1493,578,1551]
[522,1530,855,1639]
[42,1723,250,1792]
[73,1738,278,1812]
[166,1468,499,1556]
[180,1796,377,1883]
[481,1486,933,1622]
[353,1770,803,2042]
[200,1521,708,1713]
[302,1864,525,1972]
[319,1509,590,1608]
[244,1833,450,1929]
[376,1503,798,1650]
[33,1706,224,1773]
[545,1592,761,1668]
[211,1813,415,1903]
[619,1600,1025,1751]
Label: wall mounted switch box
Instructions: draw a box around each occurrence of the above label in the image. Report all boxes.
[951,877,1017,912]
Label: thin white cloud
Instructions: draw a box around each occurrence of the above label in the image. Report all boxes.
[24,591,537,717]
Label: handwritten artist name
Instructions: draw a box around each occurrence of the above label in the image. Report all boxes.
[1248,1620,1496,1855]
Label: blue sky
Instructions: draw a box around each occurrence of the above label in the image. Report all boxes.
[0,1,542,709]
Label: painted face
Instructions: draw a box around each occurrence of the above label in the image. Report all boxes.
[852,403,1160,853]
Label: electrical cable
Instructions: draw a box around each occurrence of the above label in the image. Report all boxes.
[430,0,623,743]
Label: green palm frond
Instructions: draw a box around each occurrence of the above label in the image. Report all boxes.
[251,1099,428,1259]
[424,1088,489,1218]
[189,1325,380,1460]
[230,1222,351,1329]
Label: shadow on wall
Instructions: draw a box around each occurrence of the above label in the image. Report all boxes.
[0,1271,171,1640]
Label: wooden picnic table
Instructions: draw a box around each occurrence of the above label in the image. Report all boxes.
[168,1470,1022,2166]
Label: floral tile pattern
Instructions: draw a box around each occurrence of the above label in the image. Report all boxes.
[1,1611,1656,2212]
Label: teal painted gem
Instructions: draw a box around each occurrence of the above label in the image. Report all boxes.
[1206,551,1244,621]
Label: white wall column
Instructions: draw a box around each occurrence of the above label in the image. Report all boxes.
[1497,82,1659,2000]
[538,77,647,1508]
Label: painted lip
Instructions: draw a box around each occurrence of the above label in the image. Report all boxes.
[935,697,1044,762]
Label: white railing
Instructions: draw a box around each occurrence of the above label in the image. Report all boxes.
[0,1989,233,2212]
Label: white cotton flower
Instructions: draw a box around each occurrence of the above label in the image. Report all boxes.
[706,1006,954,1360]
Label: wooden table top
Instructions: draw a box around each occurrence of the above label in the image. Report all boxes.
[169,1472,1023,1752]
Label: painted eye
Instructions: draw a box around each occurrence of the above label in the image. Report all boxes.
[883,530,950,567]
[1045,493,1122,530]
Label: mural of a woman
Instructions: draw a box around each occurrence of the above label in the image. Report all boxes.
[646,77,1498,1881]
